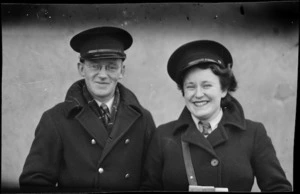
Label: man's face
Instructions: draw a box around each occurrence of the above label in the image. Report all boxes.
[78,58,124,103]
[183,67,227,122]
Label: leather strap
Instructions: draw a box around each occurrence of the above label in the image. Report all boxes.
[181,140,198,185]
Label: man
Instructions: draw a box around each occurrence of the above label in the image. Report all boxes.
[19,26,156,192]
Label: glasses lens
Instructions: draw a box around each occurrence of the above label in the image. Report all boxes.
[86,63,120,73]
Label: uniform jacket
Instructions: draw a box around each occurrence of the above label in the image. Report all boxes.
[19,79,156,192]
[141,96,292,192]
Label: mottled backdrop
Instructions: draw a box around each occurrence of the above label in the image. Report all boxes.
[2,2,298,192]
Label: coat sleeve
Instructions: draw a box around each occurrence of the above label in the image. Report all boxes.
[251,122,292,191]
[19,110,63,191]
[142,109,156,162]
[140,126,164,191]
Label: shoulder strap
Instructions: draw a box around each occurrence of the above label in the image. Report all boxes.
[181,140,198,185]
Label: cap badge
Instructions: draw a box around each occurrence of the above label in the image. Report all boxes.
[188,58,222,66]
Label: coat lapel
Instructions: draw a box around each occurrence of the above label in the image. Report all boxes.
[174,95,248,158]
[99,103,141,163]
[176,107,217,157]
[207,125,229,148]
[65,80,144,158]
[181,124,217,157]
[76,106,108,148]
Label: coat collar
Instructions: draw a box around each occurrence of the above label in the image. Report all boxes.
[174,95,246,135]
[220,94,247,131]
[63,79,143,149]
[173,95,246,154]
[64,79,144,117]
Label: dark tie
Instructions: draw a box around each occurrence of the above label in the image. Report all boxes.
[100,103,111,128]
[199,121,211,136]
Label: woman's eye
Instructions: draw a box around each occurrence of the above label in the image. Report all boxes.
[185,85,195,89]
[203,84,212,88]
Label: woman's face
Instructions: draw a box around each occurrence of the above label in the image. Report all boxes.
[183,67,227,122]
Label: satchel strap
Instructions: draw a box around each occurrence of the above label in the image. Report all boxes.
[181,140,198,185]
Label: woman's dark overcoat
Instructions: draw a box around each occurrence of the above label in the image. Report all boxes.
[141,96,292,192]
[19,80,155,192]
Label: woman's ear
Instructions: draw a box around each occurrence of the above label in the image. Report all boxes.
[221,89,228,98]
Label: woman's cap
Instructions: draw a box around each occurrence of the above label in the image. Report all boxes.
[167,40,233,84]
[70,26,133,60]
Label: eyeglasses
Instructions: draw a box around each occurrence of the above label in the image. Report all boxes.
[85,63,121,73]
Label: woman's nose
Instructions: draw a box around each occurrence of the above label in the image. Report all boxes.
[195,87,204,98]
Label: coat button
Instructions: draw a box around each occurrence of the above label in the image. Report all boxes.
[125,138,130,144]
[98,168,104,174]
[125,173,130,179]
[91,139,96,144]
[211,159,219,166]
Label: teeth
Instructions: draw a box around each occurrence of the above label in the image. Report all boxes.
[194,101,208,106]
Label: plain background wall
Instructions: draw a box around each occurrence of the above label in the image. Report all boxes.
[2,2,298,192]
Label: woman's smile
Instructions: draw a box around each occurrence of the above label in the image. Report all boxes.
[193,100,209,107]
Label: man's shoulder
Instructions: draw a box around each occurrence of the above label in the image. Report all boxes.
[43,99,81,119]
[118,84,148,111]
[43,80,86,118]
[43,101,69,115]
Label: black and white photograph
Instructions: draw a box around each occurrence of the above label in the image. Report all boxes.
[1,1,298,192]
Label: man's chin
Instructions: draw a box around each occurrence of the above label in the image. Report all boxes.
[94,84,110,89]
[95,91,110,97]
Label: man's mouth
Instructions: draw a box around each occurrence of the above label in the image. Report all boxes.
[96,82,110,85]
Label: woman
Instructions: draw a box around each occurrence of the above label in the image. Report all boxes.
[140,40,292,192]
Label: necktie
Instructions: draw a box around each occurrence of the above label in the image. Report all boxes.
[100,103,111,128]
[199,121,212,136]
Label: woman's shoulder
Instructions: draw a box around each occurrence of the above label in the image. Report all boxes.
[244,118,265,129]
[158,120,178,128]
[243,118,268,136]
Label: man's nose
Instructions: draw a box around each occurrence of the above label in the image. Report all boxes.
[97,65,108,77]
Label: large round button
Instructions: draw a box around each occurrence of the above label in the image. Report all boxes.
[91,139,96,145]
[211,159,219,166]
[125,138,130,144]
[125,173,130,179]
[98,168,104,174]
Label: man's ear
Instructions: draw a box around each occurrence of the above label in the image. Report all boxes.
[77,62,85,77]
[119,65,125,79]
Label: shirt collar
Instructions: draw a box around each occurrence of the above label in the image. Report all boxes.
[191,109,223,132]
[95,96,115,113]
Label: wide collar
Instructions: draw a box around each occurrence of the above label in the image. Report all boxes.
[173,95,246,156]
[64,79,144,117]
[63,80,143,153]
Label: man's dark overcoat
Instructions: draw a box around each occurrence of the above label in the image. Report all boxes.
[20,80,155,192]
[141,96,292,192]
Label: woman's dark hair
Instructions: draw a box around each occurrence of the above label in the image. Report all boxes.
[79,57,85,63]
[177,63,238,109]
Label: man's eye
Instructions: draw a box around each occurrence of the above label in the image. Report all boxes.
[87,63,98,69]
[107,65,118,70]
[91,64,99,69]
